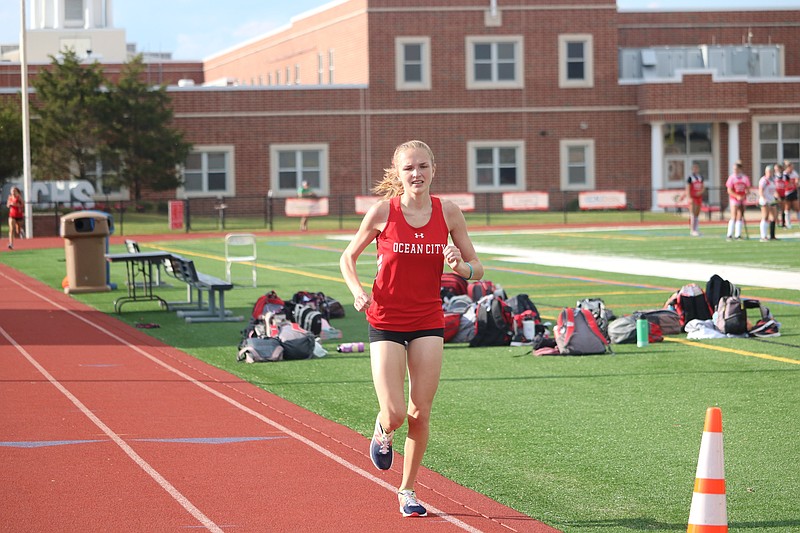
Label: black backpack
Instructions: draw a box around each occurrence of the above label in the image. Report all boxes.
[665,284,713,332]
[706,274,740,310]
[469,295,513,347]
[507,293,541,321]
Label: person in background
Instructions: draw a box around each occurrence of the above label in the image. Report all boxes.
[685,163,705,237]
[758,165,778,242]
[774,162,786,227]
[339,140,483,518]
[725,162,750,240]
[6,186,24,250]
[297,180,313,231]
[782,160,799,229]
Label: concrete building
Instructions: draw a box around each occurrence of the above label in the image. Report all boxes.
[2,0,800,214]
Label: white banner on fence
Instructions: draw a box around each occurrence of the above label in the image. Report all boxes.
[355,193,475,214]
[579,190,627,210]
[656,189,687,209]
[438,193,475,211]
[354,195,380,215]
[502,191,549,211]
[285,197,329,217]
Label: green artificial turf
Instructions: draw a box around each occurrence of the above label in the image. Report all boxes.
[2,226,798,533]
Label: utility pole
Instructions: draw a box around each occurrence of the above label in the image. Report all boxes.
[20,0,34,238]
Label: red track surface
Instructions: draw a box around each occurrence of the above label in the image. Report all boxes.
[0,261,559,532]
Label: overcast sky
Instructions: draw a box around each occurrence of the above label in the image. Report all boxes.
[1,0,798,60]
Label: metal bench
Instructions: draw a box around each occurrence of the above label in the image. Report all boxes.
[166,255,243,323]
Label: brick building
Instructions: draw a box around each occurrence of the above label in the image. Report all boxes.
[3,0,800,213]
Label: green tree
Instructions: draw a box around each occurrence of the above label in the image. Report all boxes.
[102,55,191,202]
[0,98,23,182]
[31,49,108,181]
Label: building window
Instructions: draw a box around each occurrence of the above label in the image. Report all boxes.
[663,123,712,188]
[181,147,235,198]
[560,140,595,191]
[758,120,800,173]
[318,53,324,85]
[395,37,431,91]
[559,34,594,88]
[270,144,329,198]
[285,66,291,85]
[467,141,525,192]
[328,49,335,84]
[466,36,524,89]
[64,0,84,27]
[86,158,127,200]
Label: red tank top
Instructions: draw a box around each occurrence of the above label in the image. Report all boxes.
[367,196,449,331]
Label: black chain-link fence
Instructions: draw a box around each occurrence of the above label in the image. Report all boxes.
[7,186,740,238]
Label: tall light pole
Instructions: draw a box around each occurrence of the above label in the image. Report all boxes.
[20,0,34,238]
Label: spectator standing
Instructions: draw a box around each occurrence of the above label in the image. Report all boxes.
[685,163,705,236]
[758,165,778,241]
[297,180,314,231]
[725,162,750,240]
[783,160,799,229]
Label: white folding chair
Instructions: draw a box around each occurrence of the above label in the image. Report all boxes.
[224,233,257,287]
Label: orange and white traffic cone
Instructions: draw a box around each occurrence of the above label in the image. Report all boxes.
[687,407,727,533]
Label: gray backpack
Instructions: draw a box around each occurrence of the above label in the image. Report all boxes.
[608,315,637,344]
[555,307,611,355]
[714,296,747,335]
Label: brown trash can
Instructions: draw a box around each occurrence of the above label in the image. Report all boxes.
[60,211,112,294]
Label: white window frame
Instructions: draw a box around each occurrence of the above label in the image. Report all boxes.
[467,141,526,192]
[395,37,431,91]
[86,159,129,201]
[558,34,594,88]
[328,49,335,84]
[270,143,330,198]
[560,139,595,191]
[466,36,524,90]
[64,0,84,27]
[178,145,236,199]
[754,117,800,175]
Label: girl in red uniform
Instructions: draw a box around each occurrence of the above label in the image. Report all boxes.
[783,160,799,229]
[340,140,483,517]
[685,163,705,236]
[6,186,23,250]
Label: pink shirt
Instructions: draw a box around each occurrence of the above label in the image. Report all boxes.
[726,173,750,205]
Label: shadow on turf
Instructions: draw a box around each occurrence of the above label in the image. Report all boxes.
[563,517,800,530]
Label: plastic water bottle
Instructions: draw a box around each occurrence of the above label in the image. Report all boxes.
[337,342,364,353]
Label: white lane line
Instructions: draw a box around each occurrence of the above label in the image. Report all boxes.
[0,271,485,533]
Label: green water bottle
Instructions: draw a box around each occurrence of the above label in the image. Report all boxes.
[636,318,649,348]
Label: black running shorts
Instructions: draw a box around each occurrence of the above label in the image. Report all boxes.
[368,325,444,346]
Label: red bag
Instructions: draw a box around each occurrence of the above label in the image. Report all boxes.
[252,290,286,320]
[467,280,496,302]
[440,272,468,299]
[443,312,462,342]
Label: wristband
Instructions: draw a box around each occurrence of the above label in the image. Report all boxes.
[462,261,473,281]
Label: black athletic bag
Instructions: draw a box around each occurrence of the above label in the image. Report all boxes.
[469,295,513,347]
[706,274,740,310]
